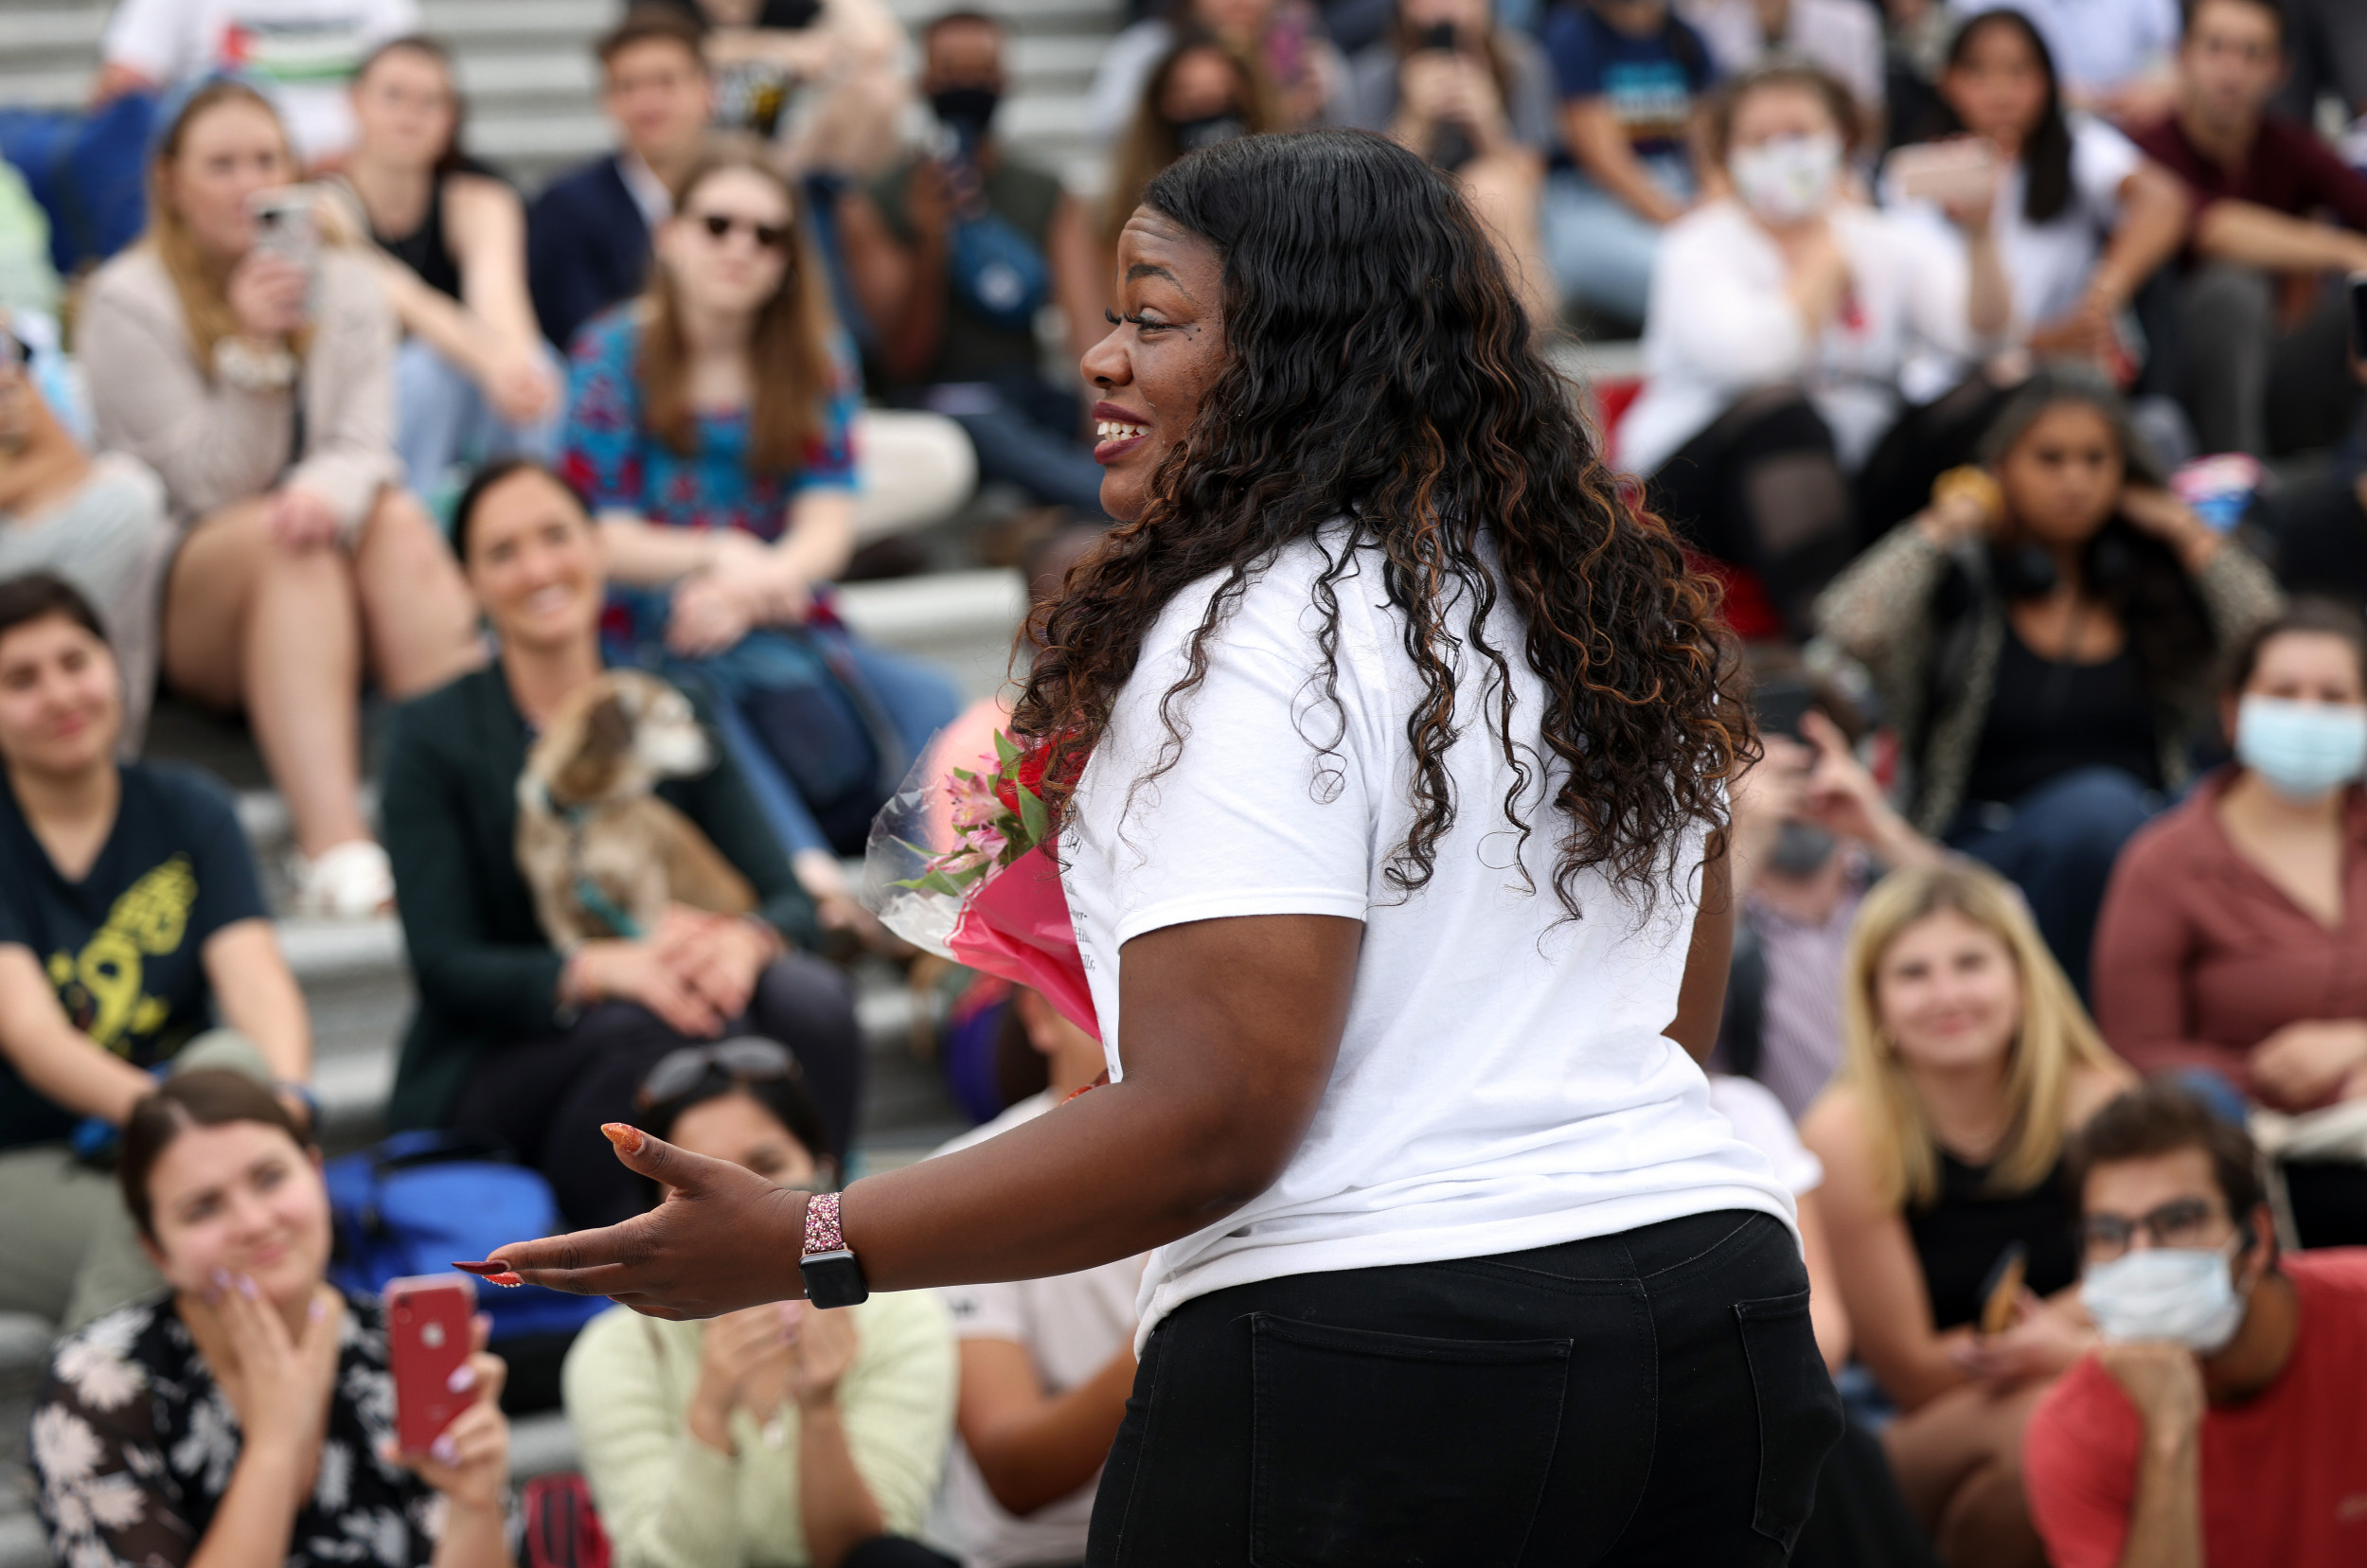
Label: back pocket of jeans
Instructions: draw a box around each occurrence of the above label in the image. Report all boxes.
[1735,1290,1844,1551]
[1247,1314,1571,1568]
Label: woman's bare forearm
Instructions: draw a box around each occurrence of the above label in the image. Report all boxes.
[841,914,1361,1289]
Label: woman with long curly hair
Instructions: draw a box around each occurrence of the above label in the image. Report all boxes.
[484,129,1840,1560]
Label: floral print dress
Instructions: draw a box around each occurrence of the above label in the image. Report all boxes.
[32,1292,484,1568]
[554,305,863,652]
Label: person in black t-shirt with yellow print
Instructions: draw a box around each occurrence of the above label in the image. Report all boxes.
[0,573,314,1329]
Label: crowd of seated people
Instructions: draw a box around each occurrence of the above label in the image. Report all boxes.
[12,1,2367,1566]
[379,458,866,1229]
[838,11,1113,529]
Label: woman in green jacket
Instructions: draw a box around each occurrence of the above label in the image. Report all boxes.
[379,457,862,1228]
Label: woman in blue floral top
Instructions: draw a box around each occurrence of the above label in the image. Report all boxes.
[32,1071,516,1568]
[558,146,961,934]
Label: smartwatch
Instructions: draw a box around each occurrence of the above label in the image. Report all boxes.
[797,1191,869,1309]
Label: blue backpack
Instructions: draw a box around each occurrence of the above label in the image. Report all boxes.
[0,92,155,276]
[325,1131,608,1343]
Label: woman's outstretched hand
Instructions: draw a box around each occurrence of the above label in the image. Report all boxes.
[457,1123,810,1319]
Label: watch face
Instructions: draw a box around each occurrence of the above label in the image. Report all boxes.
[799,1250,869,1310]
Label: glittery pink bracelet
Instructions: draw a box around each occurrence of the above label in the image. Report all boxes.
[803,1191,845,1256]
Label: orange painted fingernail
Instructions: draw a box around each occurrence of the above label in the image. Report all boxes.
[602,1123,646,1153]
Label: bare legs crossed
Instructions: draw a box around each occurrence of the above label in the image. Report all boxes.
[161,487,481,870]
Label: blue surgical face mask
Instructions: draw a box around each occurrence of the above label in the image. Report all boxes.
[2234,695,2367,802]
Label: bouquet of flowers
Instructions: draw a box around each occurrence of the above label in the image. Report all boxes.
[862,728,1098,1041]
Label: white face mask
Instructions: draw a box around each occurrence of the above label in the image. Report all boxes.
[2234,695,2367,803]
[1729,131,1843,224]
[2080,1233,2251,1354]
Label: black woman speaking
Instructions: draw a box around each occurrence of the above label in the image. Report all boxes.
[473,129,1842,1565]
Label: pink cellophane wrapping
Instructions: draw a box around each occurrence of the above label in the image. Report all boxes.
[859,721,1100,1042]
[946,845,1099,1042]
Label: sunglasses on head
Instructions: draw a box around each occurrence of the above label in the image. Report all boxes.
[635,1036,803,1111]
[693,211,791,250]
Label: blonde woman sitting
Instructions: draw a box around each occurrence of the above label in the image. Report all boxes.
[1802,861,2133,1568]
[80,80,482,918]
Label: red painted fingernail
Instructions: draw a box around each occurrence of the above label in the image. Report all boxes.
[451,1260,507,1275]
[602,1123,646,1154]
[483,1272,523,1289]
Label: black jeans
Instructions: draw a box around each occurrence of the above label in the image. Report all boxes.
[1086,1209,1842,1567]
[447,953,863,1228]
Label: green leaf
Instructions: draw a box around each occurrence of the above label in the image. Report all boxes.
[992,730,1022,769]
[917,869,969,899]
[1016,783,1049,845]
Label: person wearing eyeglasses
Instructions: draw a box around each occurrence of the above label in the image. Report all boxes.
[2022,1078,2367,1568]
[555,143,959,941]
[563,1040,957,1568]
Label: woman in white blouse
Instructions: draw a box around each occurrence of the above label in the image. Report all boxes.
[1621,62,2007,637]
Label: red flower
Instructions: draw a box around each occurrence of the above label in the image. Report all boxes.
[992,738,1084,814]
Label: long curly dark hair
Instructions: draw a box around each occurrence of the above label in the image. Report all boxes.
[1013,130,1749,916]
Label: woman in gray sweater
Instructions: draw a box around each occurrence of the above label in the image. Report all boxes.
[80,80,482,918]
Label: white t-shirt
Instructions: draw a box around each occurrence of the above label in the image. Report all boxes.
[1706,1074,1824,1198]
[1059,536,1797,1348]
[102,0,418,163]
[1883,116,2143,372]
[931,1095,1145,1568]
[1620,199,1976,475]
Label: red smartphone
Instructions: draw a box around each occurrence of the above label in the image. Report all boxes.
[386,1274,476,1456]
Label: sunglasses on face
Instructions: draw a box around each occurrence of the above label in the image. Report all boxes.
[2078,1197,2227,1263]
[692,210,791,250]
[0,330,30,371]
[635,1036,804,1110]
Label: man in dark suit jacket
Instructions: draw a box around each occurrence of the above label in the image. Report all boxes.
[528,6,715,354]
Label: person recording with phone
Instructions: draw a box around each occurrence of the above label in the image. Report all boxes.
[1328,0,1559,325]
[1857,8,2191,536]
[78,80,483,920]
[30,1070,515,1568]
[836,10,1112,526]
[2023,1078,2367,1568]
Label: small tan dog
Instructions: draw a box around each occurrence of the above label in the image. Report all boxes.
[516,670,756,950]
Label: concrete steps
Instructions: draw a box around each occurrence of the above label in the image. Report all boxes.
[0,0,1125,193]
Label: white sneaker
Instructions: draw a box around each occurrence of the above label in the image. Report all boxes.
[294,840,396,920]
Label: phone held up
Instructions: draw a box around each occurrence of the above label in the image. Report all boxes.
[386,1274,475,1457]
[248,187,321,312]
